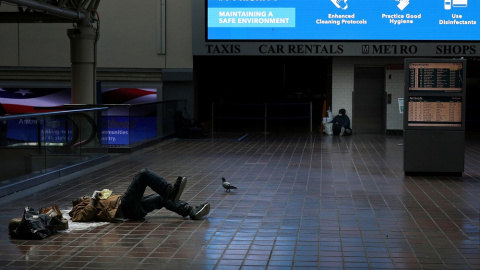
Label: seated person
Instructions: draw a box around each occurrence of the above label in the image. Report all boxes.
[69,168,210,222]
[330,108,352,136]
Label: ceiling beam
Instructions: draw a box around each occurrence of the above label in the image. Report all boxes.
[0,12,72,23]
[2,0,84,21]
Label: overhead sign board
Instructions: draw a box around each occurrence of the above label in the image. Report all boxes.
[192,0,480,56]
[207,0,480,41]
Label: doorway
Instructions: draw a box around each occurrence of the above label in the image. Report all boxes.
[194,56,330,133]
[353,67,386,134]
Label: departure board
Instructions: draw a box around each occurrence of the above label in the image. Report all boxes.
[403,59,466,174]
[408,62,463,92]
[407,96,462,127]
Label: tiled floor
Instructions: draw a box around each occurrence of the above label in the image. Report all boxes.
[0,133,480,269]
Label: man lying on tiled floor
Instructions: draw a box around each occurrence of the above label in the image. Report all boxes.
[69,168,210,222]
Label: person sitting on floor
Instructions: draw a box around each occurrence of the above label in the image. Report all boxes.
[69,168,210,222]
[330,108,352,136]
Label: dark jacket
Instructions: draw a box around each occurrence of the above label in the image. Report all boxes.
[330,114,351,129]
[69,195,122,222]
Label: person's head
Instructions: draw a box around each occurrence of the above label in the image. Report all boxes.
[72,195,89,207]
[339,108,346,115]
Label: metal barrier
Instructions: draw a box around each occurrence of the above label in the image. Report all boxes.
[0,107,109,196]
[0,100,187,196]
[212,102,313,133]
[99,100,187,146]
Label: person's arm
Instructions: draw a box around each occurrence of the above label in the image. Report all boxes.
[329,115,338,123]
[69,191,101,222]
[344,116,351,128]
[70,202,97,222]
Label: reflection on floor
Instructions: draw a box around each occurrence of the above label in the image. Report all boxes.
[1,133,479,269]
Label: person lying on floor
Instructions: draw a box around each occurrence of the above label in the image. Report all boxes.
[69,168,210,222]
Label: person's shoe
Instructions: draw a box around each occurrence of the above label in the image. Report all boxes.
[189,202,210,220]
[170,176,187,202]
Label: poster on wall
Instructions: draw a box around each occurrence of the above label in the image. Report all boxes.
[101,88,157,104]
[207,0,480,41]
[100,88,158,146]
[0,87,158,114]
[0,88,71,114]
[0,88,73,144]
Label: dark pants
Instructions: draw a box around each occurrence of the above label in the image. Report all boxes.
[120,169,190,219]
[332,123,352,136]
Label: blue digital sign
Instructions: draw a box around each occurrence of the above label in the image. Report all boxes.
[207,0,480,41]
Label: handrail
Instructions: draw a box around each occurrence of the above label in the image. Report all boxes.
[99,99,187,108]
[0,107,109,121]
[1,107,108,149]
[212,102,313,133]
[0,100,187,148]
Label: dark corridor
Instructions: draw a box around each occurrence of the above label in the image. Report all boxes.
[194,56,331,133]
[194,57,480,134]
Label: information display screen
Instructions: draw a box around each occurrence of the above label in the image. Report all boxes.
[407,96,462,127]
[207,0,480,41]
[408,62,464,92]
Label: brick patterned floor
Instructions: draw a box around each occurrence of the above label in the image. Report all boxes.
[0,133,479,269]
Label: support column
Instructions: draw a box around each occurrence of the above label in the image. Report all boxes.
[68,26,97,104]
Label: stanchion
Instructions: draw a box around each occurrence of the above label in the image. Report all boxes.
[211,102,214,134]
[310,102,313,133]
[264,102,267,134]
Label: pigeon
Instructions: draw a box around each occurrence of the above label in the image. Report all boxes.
[222,177,237,193]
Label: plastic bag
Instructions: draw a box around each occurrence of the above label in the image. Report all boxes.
[99,189,112,200]
[324,123,333,135]
[10,206,56,240]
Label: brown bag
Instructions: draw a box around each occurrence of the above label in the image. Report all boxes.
[39,203,69,231]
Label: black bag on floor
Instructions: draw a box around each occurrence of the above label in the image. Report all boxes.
[9,206,56,240]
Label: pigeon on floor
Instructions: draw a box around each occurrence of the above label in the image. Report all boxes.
[222,177,237,193]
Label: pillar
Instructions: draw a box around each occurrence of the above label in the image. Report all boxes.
[67,26,97,104]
